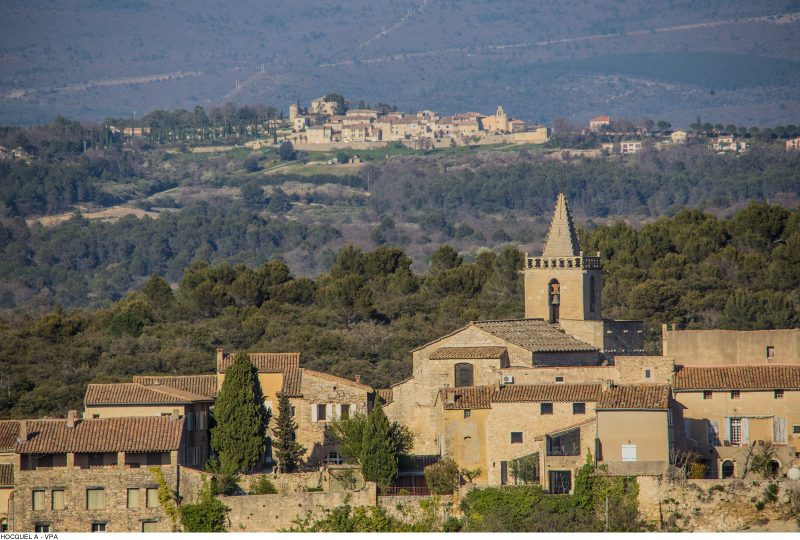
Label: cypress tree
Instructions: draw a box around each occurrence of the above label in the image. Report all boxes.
[360,400,398,487]
[210,353,268,475]
[272,393,306,473]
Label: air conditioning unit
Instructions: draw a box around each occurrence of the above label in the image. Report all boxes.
[502,375,515,385]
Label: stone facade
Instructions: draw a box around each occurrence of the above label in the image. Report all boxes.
[662,327,800,366]
[12,457,179,532]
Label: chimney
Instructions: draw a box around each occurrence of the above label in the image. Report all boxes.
[17,420,27,443]
[602,380,614,391]
[171,409,180,421]
[216,348,226,372]
[66,410,77,428]
[354,375,361,384]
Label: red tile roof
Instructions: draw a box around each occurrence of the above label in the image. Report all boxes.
[16,416,184,454]
[440,387,493,410]
[597,385,670,410]
[0,463,12,486]
[133,375,218,399]
[85,383,212,406]
[673,365,800,391]
[281,368,303,398]
[472,319,598,353]
[430,346,508,360]
[0,420,20,451]
[493,383,601,403]
[218,352,300,373]
[377,388,393,405]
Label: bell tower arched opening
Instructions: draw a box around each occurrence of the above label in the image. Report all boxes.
[548,279,561,323]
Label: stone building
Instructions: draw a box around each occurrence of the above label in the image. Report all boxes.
[662,326,800,366]
[11,414,184,532]
[84,382,213,468]
[671,364,800,478]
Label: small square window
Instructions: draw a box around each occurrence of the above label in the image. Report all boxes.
[52,489,65,510]
[703,391,713,400]
[86,488,105,510]
[554,376,564,383]
[541,403,553,415]
[775,390,784,399]
[35,525,50,533]
[340,404,350,419]
[793,425,800,434]
[573,402,586,415]
[731,391,741,400]
[317,404,327,422]
[510,432,523,444]
[92,522,107,533]
[766,346,775,360]
[127,488,140,509]
[142,521,158,533]
[32,490,45,511]
[146,487,159,508]
[644,369,652,380]
[463,409,471,418]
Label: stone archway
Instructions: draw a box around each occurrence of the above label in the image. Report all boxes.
[721,460,735,479]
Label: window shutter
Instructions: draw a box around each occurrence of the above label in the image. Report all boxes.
[773,417,787,444]
[311,404,318,422]
[723,417,731,443]
[741,418,750,445]
[326,404,334,421]
[621,444,637,462]
[335,404,342,419]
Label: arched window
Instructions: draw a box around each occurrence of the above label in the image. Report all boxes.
[548,279,560,323]
[589,276,596,313]
[455,363,474,388]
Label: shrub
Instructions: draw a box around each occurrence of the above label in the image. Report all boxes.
[424,458,460,495]
[688,462,707,479]
[249,475,278,494]
[179,480,229,532]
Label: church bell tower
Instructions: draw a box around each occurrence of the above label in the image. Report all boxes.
[523,193,602,322]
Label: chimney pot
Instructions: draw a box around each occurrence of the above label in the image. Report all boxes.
[66,410,77,428]
[354,375,361,384]
[18,420,28,443]
[171,409,180,421]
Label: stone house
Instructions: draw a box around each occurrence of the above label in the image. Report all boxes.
[83,383,213,468]
[662,326,800,366]
[785,136,800,150]
[588,115,611,132]
[11,414,184,532]
[672,364,800,479]
[0,421,19,531]
[620,140,642,154]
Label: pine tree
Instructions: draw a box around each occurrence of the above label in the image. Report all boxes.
[272,393,305,473]
[210,353,268,475]
[360,400,398,487]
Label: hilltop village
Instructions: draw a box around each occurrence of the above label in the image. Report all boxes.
[0,194,798,532]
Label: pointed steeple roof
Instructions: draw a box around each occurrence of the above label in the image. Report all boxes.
[542,193,581,257]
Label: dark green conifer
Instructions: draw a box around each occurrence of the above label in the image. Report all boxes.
[210,353,268,475]
[360,400,397,487]
[272,393,305,473]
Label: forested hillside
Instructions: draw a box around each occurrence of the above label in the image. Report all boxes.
[1,203,797,419]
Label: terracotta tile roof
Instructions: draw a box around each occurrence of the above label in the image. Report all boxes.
[493,383,601,403]
[430,346,508,360]
[302,369,373,392]
[85,383,212,406]
[16,416,184,454]
[597,385,670,410]
[280,368,303,398]
[218,352,300,373]
[0,420,20,450]
[377,388,393,405]
[472,319,598,353]
[673,365,800,391]
[439,387,493,410]
[133,375,218,399]
[0,463,12,486]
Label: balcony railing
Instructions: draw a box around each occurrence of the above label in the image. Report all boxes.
[378,486,431,496]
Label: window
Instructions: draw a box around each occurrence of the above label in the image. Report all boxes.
[730,417,742,445]
[142,521,158,533]
[541,403,553,415]
[324,452,342,465]
[775,390,784,399]
[500,461,508,486]
[87,488,105,510]
[572,403,585,415]
[621,444,637,462]
[454,363,474,388]
[1,522,8,532]
[793,425,800,434]
[91,522,107,532]
[52,489,65,510]
[316,404,327,422]
[547,429,581,456]
[32,489,45,511]
[766,346,775,360]
[668,409,673,427]
[644,369,652,380]
[146,487,159,508]
[88,453,105,468]
[554,376,564,383]
[548,470,571,494]
[463,409,471,418]
[548,280,560,323]
[35,524,50,533]
[589,276,596,313]
[127,488,140,509]
[703,391,713,400]
[510,432,523,444]
[731,390,741,400]
[340,404,350,419]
